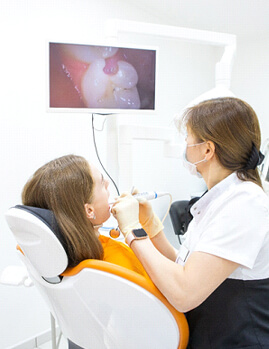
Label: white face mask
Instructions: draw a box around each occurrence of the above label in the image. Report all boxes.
[182,141,207,178]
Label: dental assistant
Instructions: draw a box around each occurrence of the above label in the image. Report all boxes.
[112,97,269,348]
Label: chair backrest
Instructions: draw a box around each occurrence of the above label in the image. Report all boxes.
[6,206,68,280]
[5,206,189,349]
[169,201,190,236]
[169,195,205,236]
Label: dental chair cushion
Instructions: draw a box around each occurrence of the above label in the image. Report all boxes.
[6,206,68,278]
[15,205,70,255]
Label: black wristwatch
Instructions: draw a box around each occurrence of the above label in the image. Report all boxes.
[125,228,148,246]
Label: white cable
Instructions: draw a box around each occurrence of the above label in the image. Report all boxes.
[109,191,172,224]
[160,193,173,224]
[132,191,172,223]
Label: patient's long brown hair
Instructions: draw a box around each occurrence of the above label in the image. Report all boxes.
[22,154,104,267]
[180,97,263,187]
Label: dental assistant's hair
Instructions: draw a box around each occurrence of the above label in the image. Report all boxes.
[21,154,104,268]
[180,97,263,187]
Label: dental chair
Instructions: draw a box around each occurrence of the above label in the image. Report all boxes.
[5,205,189,349]
[169,200,190,239]
[169,196,202,242]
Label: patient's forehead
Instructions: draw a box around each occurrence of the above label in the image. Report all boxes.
[88,163,101,183]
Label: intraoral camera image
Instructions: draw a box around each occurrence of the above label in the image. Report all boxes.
[49,42,156,110]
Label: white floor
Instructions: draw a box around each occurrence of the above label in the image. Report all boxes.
[38,336,68,349]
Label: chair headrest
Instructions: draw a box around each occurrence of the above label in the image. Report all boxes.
[5,205,68,278]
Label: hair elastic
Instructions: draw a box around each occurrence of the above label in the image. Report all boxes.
[244,144,265,170]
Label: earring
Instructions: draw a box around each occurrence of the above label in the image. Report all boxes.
[92,213,96,220]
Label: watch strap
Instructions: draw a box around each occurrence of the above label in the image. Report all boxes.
[125,228,148,246]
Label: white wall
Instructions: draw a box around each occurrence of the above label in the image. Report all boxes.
[0,0,268,347]
[232,37,269,143]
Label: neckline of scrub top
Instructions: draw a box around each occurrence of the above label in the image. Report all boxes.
[190,172,240,219]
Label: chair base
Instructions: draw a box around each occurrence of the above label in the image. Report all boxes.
[68,339,84,349]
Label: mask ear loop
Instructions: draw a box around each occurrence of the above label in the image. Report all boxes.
[187,141,206,148]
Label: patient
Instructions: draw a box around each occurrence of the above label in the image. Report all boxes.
[21,154,149,279]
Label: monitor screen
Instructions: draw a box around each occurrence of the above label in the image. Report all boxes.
[49,42,156,113]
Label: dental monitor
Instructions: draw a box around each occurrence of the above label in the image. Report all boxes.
[48,42,157,114]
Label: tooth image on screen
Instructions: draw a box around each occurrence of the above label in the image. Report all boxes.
[49,42,156,112]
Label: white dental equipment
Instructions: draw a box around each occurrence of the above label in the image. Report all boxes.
[134,191,169,201]
[104,19,236,191]
[109,191,170,204]
[135,191,173,225]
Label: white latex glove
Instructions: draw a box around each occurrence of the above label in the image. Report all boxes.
[132,188,164,238]
[138,198,164,238]
[111,193,142,238]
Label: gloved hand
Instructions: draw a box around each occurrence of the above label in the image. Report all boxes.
[111,193,142,238]
[132,188,164,238]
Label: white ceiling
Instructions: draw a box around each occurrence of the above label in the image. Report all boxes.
[127,0,269,40]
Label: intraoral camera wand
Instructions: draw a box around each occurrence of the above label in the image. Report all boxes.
[108,191,172,239]
[109,191,169,205]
